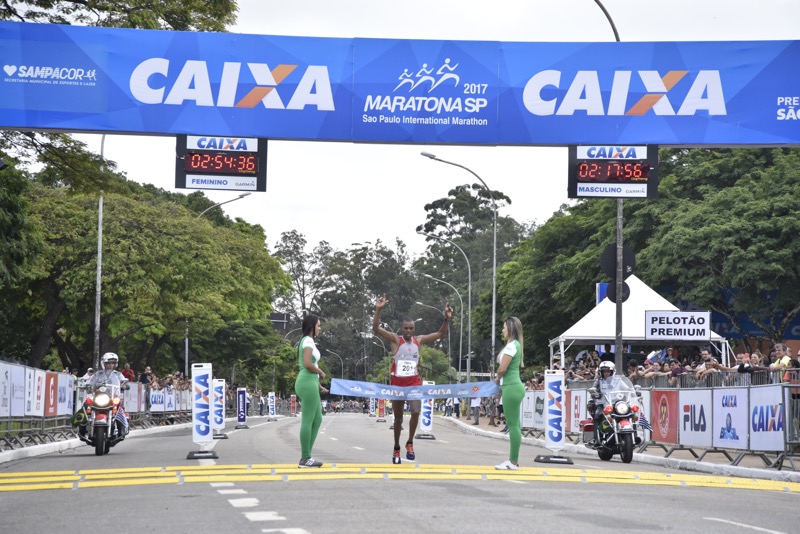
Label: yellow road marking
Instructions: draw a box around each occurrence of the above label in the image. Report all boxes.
[0,464,796,493]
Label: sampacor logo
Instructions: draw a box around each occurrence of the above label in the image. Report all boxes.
[129,59,334,110]
[4,65,97,81]
[523,70,726,116]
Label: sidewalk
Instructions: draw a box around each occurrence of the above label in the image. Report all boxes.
[439,414,800,483]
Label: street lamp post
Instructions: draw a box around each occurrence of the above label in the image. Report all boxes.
[421,152,497,377]
[326,350,344,380]
[196,192,251,218]
[422,274,465,383]
[187,192,253,378]
[418,231,471,383]
[415,301,450,361]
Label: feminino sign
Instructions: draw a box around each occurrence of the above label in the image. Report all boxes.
[645,310,710,341]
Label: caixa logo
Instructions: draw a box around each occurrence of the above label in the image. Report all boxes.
[421,400,432,426]
[129,59,334,110]
[751,404,784,432]
[523,70,726,116]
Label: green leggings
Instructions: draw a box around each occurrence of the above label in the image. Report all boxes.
[501,382,526,463]
[295,376,322,459]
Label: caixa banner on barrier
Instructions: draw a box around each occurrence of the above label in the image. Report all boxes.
[2,21,800,146]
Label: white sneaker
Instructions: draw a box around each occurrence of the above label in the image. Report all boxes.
[494,460,519,471]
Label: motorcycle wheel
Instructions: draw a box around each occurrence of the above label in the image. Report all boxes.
[94,428,106,456]
[597,447,614,461]
[620,433,634,464]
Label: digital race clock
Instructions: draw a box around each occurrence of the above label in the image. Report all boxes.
[183,152,259,175]
[567,145,659,199]
[175,134,268,192]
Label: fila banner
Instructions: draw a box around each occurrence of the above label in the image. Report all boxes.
[2,21,800,146]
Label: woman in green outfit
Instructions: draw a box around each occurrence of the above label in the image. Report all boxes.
[295,314,328,468]
[494,316,526,470]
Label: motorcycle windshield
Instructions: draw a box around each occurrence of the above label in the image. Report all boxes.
[605,376,635,395]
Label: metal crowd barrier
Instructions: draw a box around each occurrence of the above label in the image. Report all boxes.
[554,370,800,470]
[0,361,286,452]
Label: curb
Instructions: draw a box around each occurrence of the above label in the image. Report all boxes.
[440,415,800,483]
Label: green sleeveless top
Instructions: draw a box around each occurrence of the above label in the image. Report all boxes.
[297,336,320,380]
[499,339,523,386]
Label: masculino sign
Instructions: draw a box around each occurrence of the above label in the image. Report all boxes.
[2,22,800,146]
[645,310,710,341]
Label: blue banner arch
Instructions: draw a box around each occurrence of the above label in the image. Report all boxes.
[1,21,799,145]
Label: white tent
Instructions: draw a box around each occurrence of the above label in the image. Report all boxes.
[548,275,727,366]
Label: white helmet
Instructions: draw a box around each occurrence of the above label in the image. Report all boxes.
[598,361,615,375]
[101,352,119,367]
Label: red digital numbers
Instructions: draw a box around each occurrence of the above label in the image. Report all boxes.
[184,152,258,175]
[577,161,650,182]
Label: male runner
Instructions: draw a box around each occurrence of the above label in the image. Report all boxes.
[373,295,452,464]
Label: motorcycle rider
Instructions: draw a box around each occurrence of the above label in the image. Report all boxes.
[587,361,625,448]
[86,352,129,438]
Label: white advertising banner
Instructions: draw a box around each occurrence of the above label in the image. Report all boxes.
[56,373,73,416]
[678,389,713,448]
[149,389,165,413]
[191,363,213,444]
[712,387,748,450]
[165,389,177,412]
[644,310,711,341]
[419,398,433,434]
[126,383,140,413]
[268,391,276,417]
[533,390,545,430]
[521,391,536,428]
[212,379,226,431]
[10,364,25,417]
[751,384,785,452]
[0,362,10,418]
[568,388,587,433]
[639,389,652,442]
[544,370,565,452]
[25,368,45,417]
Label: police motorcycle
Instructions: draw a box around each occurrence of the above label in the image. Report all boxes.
[584,369,642,464]
[75,352,130,456]
[78,381,129,456]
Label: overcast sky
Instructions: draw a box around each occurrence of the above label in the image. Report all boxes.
[74,0,800,257]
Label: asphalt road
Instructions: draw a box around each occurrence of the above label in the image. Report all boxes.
[1,413,798,533]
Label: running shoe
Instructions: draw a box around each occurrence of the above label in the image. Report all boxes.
[405,441,415,461]
[494,460,519,471]
[298,457,323,468]
[392,447,402,464]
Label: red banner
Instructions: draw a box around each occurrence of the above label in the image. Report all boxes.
[44,372,58,417]
[651,389,679,444]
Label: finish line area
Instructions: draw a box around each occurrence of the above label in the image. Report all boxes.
[1,464,798,494]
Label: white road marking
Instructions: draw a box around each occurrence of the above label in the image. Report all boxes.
[244,511,286,521]
[261,529,311,534]
[218,489,248,494]
[353,446,365,450]
[229,498,260,508]
[209,482,234,487]
[330,437,338,440]
[704,518,787,534]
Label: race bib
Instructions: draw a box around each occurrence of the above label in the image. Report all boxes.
[396,360,418,377]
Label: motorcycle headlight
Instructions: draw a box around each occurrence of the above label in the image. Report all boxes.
[94,393,111,407]
[614,401,630,415]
